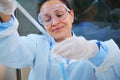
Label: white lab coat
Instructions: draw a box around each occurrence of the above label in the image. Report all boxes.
[0,15,120,80]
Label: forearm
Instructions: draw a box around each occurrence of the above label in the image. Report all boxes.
[0,15,34,68]
[0,32,34,68]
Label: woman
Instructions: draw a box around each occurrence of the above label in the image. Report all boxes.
[0,0,120,80]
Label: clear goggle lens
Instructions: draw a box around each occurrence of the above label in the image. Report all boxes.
[38,4,70,26]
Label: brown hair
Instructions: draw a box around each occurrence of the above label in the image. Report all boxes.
[38,0,72,13]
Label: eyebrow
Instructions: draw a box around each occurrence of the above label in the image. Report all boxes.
[43,14,50,17]
[54,9,62,12]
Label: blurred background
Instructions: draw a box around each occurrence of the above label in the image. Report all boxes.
[0,0,120,80]
[70,0,120,47]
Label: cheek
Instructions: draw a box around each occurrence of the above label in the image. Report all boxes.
[45,26,52,34]
[66,19,73,29]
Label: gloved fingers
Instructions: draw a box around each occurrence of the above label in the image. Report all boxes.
[56,37,76,47]
[52,36,87,55]
[60,50,74,59]
[52,43,85,59]
[63,49,85,60]
[52,37,79,52]
[63,40,97,60]
[0,0,17,15]
[52,42,73,56]
[60,50,86,60]
[61,50,87,60]
[52,36,99,61]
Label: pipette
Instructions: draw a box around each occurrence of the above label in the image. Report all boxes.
[15,1,54,43]
[16,1,68,80]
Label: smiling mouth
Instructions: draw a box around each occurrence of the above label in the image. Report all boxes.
[53,26,64,32]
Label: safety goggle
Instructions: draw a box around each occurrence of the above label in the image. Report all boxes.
[38,4,70,26]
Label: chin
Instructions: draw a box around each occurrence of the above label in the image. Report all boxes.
[55,35,66,42]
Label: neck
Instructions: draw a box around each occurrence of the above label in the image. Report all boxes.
[56,32,73,42]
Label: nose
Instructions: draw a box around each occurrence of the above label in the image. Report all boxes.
[51,17,60,26]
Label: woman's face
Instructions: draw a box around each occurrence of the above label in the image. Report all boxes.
[39,0,74,42]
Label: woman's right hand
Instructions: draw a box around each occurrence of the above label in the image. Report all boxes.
[0,0,17,15]
[0,0,16,22]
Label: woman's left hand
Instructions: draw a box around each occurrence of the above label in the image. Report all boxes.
[52,37,99,60]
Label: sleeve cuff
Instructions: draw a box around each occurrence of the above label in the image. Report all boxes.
[89,41,108,67]
[0,15,14,31]
[0,14,19,38]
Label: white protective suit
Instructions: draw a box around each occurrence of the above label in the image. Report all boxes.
[0,15,120,80]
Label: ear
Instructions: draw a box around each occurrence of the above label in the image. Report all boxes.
[69,10,74,23]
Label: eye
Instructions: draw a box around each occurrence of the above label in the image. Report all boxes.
[57,13,64,18]
[56,10,65,18]
[42,15,51,22]
[44,17,51,22]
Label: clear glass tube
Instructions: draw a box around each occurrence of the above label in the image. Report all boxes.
[49,53,68,80]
